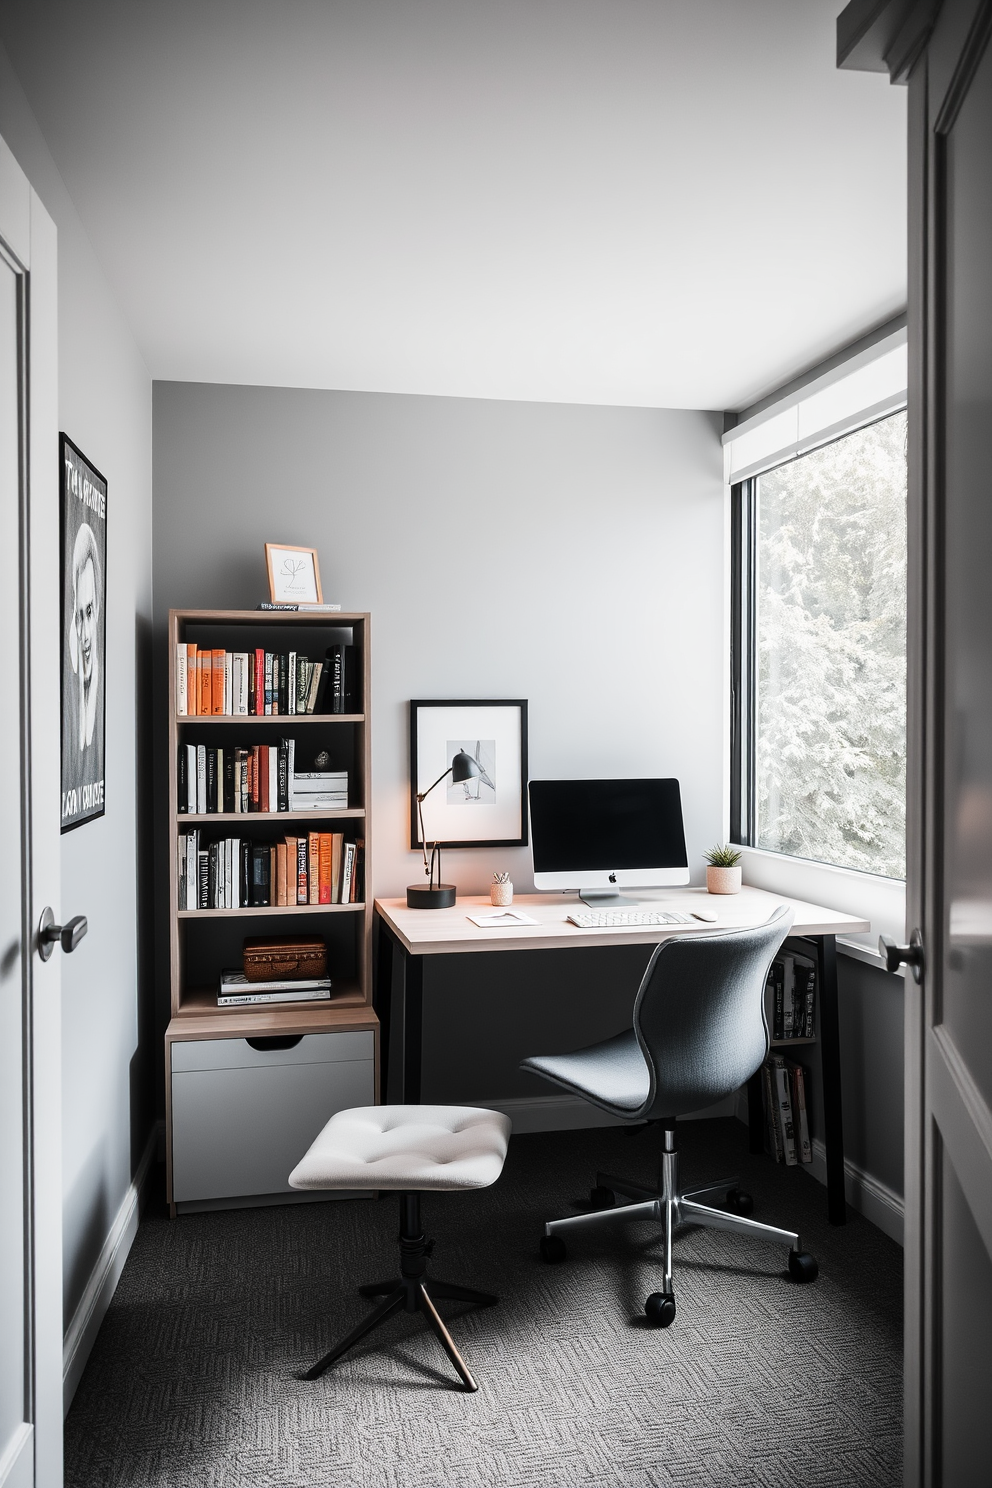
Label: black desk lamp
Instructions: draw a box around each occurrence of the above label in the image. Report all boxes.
[407,749,482,908]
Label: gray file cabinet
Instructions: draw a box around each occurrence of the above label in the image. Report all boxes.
[169,1030,375,1210]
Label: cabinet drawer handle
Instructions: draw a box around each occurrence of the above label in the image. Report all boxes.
[245,1035,305,1052]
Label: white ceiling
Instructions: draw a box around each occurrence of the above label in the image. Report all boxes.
[0,0,906,410]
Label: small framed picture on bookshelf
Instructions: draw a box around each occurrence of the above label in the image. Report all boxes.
[60,434,107,833]
[265,543,323,605]
[410,700,528,849]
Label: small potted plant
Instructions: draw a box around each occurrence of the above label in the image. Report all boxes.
[704,844,743,895]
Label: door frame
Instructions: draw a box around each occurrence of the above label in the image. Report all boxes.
[905,2,992,1484]
[0,132,62,1488]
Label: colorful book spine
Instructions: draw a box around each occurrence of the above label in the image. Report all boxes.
[254,649,264,717]
[308,831,320,904]
[318,834,332,904]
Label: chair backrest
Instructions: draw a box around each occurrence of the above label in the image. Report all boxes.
[631,905,794,1120]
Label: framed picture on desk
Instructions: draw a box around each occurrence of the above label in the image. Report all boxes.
[410,699,528,848]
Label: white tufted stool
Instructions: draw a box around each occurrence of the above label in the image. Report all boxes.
[289,1104,511,1392]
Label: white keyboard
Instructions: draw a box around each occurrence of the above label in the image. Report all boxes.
[566,909,695,929]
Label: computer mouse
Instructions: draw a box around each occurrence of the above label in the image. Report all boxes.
[691,909,719,922]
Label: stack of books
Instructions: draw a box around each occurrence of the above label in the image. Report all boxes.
[292,769,348,810]
[217,970,332,1006]
[177,830,364,908]
[760,1055,813,1166]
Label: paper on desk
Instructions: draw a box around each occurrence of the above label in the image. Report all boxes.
[465,909,541,927]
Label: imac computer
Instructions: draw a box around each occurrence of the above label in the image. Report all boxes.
[529,778,689,907]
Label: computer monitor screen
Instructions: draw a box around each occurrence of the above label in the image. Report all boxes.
[529,778,689,905]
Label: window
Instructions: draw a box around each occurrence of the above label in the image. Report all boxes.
[732,410,907,880]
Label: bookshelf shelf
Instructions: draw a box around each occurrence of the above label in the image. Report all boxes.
[177,809,365,823]
[175,713,365,726]
[178,982,366,1017]
[164,607,377,1217]
[770,1037,817,1047]
[178,902,365,918]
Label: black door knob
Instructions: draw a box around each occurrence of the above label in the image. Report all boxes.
[879,928,924,982]
[38,907,89,962]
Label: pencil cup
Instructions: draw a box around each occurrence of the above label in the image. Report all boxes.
[491,881,513,906]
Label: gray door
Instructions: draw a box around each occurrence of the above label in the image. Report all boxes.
[0,136,62,1488]
[904,2,992,1482]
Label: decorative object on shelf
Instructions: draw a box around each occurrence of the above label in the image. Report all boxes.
[703,844,743,895]
[60,434,107,832]
[264,542,323,605]
[490,873,513,906]
[410,700,528,852]
[407,750,483,909]
[242,935,327,982]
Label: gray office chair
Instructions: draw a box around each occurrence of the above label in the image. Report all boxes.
[520,905,818,1327]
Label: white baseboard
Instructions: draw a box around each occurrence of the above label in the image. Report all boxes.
[469,1093,737,1135]
[62,1120,162,1414]
[808,1138,904,1245]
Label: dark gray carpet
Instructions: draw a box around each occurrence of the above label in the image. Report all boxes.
[64,1120,901,1488]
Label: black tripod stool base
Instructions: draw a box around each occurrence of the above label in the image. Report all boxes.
[303,1193,497,1393]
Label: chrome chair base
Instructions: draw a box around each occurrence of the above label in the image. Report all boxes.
[538,1125,818,1324]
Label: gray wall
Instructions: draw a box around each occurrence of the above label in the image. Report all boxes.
[0,44,154,1330]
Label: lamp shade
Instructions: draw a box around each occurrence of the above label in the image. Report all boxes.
[449,750,482,785]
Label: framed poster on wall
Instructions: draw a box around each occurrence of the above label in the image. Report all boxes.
[60,434,107,832]
[410,699,528,849]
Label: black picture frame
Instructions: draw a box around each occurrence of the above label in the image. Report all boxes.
[410,699,529,849]
[60,433,107,832]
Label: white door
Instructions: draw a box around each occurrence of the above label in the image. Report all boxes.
[0,135,63,1488]
[902,1,992,1482]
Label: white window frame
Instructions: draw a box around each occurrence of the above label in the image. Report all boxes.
[725,330,908,962]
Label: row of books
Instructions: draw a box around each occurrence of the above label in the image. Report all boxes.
[177,742,348,814]
[177,831,365,909]
[765,952,816,1041]
[760,1054,813,1166]
[175,643,358,717]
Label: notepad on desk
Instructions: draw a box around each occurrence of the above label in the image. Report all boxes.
[465,909,541,928]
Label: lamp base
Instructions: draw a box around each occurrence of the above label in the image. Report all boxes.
[406,884,457,910]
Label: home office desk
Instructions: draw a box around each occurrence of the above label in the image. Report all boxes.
[373,886,870,1225]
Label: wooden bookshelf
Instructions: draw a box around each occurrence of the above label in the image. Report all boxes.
[164,608,378,1215]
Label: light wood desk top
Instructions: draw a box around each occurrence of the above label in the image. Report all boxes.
[374,886,870,956]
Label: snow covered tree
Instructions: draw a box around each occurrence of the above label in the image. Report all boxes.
[755,410,907,878]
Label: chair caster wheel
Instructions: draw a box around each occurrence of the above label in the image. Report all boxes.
[645,1292,676,1327]
[788,1249,818,1284]
[589,1185,616,1210]
[540,1235,567,1264]
[726,1188,754,1216]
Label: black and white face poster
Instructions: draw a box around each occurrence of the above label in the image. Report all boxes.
[60,434,107,832]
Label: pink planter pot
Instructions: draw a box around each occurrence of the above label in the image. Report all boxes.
[706,865,742,895]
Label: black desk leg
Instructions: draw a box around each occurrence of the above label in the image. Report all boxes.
[816,933,847,1225]
[373,915,394,1102]
[403,953,424,1105]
